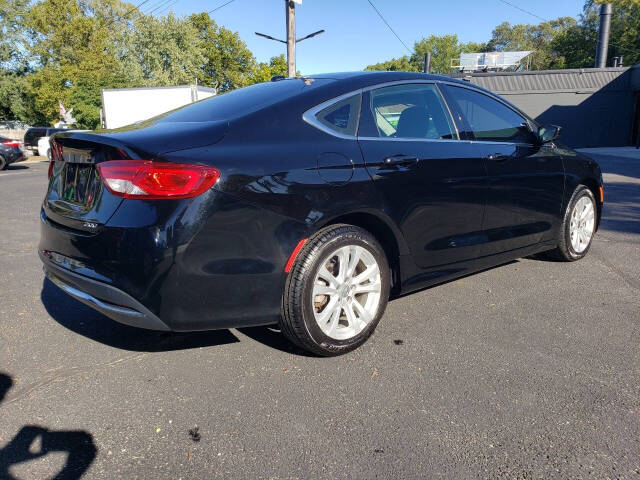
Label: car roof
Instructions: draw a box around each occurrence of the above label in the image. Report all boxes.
[310,71,470,87]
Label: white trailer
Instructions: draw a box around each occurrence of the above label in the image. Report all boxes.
[101,85,216,129]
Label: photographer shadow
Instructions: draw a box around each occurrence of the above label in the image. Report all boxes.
[0,373,96,480]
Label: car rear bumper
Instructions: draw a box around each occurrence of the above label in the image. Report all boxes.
[42,252,170,331]
[2,149,25,164]
[38,188,305,332]
[11,153,27,164]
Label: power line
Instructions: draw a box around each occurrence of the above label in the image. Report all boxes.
[99,0,153,29]
[366,0,412,54]
[496,0,640,59]
[146,0,175,16]
[208,0,235,14]
[496,0,547,22]
[155,0,179,16]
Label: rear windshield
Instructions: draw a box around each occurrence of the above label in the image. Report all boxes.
[158,79,332,123]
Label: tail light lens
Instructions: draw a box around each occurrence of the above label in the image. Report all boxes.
[48,140,62,179]
[2,140,20,148]
[97,160,220,200]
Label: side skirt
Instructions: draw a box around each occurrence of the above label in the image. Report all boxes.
[396,240,557,298]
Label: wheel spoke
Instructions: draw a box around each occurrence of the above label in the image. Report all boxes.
[354,280,381,294]
[316,296,339,325]
[353,265,378,285]
[325,306,341,336]
[571,231,579,251]
[583,229,591,244]
[313,283,337,297]
[318,265,339,289]
[346,247,361,278]
[352,300,372,326]
[336,248,350,282]
[344,303,364,332]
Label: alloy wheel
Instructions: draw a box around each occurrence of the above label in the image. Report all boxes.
[569,195,595,253]
[312,245,382,340]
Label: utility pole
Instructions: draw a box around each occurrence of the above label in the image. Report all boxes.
[255,0,324,79]
[286,1,296,77]
[595,3,612,68]
[423,52,432,74]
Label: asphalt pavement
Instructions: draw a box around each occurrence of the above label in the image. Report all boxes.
[0,152,638,479]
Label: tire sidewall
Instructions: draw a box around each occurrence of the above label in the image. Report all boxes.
[299,229,390,354]
[564,186,597,260]
[0,155,6,170]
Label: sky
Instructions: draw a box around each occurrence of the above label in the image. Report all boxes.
[169,0,586,74]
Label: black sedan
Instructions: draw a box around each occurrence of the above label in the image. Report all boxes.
[0,136,26,170]
[40,72,603,355]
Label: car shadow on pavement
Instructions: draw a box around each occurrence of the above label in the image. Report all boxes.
[41,278,316,356]
[41,278,240,352]
[238,326,317,357]
[4,164,29,171]
[0,372,97,480]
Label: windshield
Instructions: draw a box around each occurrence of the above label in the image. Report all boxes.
[158,79,332,123]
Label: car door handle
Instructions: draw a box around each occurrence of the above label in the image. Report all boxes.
[383,154,418,166]
[486,153,510,163]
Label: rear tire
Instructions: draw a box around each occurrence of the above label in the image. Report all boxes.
[545,185,597,262]
[0,155,7,170]
[281,224,391,356]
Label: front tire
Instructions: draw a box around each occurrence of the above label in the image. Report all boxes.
[281,224,391,356]
[0,155,6,170]
[546,185,597,261]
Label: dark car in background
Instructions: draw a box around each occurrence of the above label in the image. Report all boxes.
[39,71,603,356]
[24,127,67,153]
[0,135,26,170]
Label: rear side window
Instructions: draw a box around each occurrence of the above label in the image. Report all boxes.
[315,94,362,136]
[368,83,458,140]
[444,86,536,144]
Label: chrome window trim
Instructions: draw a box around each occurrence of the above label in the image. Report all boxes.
[357,136,472,144]
[302,78,537,147]
[302,89,364,140]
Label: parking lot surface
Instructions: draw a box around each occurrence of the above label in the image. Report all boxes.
[1,153,639,479]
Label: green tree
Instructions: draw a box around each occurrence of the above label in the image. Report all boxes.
[250,55,288,83]
[551,1,640,68]
[365,35,487,74]
[486,17,578,70]
[116,13,205,87]
[412,34,488,73]
[23,0,130,127]
[365,55,418,72]
[188,12,255,91]
[0,0,29,68]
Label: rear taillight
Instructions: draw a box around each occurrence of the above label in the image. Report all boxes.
[97,160,220,200]
[2,140,20,148]
[48,140,62,179]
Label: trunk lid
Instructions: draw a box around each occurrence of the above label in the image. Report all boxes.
[43,120,227,232]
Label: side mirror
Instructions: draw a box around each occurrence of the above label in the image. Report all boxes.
[538,124,561,144]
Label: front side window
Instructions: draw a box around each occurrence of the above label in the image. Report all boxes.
[445,86,536,144]
[315,94,362,136]
[368,83,458,140]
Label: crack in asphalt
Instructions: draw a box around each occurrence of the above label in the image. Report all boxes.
[592,250,640,293]
[1,353,149,408]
